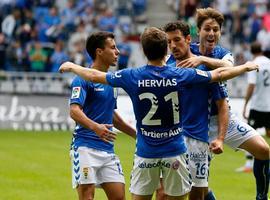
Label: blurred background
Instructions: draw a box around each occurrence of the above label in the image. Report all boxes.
[1,0,270,130]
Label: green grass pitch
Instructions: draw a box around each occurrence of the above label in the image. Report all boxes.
[0,130,268,200]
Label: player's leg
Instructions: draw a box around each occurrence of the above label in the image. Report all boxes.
[162,154,191,200]
[70,146,100,200]
[131,194,152,200]
[238,135,269,200]
[155,178,167,200]
[204,189,216,200]
[184,137,210,200]
[130,155,160,200]
[77,184,95,200]
[225,115,269,200]
[102,182,125,200]
[98,154,126,200]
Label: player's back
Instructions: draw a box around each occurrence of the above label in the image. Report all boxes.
[250,55,270,111]
[106,64,211,158]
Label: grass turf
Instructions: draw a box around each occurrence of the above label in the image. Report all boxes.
[0,130,267,200]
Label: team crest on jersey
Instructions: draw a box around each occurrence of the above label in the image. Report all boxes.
[71,87,81,99]
[195,69,208,77]
[83,167,89,179]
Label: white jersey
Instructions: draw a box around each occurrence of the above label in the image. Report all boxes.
[248,55,270,112]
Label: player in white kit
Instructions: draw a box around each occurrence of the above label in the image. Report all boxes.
[240,41,270,176]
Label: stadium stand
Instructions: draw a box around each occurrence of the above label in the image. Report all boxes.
[0,0,269,97]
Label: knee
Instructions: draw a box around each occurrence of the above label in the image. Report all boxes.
[255,143,270,160]
[110,196,125,200]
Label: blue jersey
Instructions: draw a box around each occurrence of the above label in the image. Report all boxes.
[167,56,227,142]
[190,43,232,115]
[69,76,117,153]
[106,65,211,158]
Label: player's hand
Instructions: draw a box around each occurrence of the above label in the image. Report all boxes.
[177,56,203,68]
[59,62,74,73]
[244,61,259,72]
[209,138,224,154]
[93,123,117,143]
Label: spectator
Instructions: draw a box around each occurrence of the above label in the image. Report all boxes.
[29,40,48,72]
[0,33,8,70]
[97,8,118,33]
[117,35,132,70]
[60,0,77,33]
[1,9,21,40]
[50,40,69,72]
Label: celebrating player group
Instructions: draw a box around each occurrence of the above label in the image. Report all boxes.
[59,7,269,200]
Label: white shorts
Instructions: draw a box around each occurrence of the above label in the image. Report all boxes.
[184,136,210,187]
[209,113,259,150]
[130,154,192,196]
[70,146,125,189]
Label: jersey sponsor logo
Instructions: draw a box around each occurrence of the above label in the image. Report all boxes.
[138,79,177,87]
[94,87,104,91]
[71,87,81,99]
[138,160,171,169]
[195,69,209,77]
[189,150,207,162]
[140,127,182,139]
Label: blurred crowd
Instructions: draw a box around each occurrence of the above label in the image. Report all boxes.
[0,0,147,72]
[168,0,270,65]
[1,0,270,73]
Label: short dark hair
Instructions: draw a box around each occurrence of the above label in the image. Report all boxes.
[251,42,262,54]
[196,7,224,30]
[140,27,168,61]
[86,31,115,60]
[163,21,190,37]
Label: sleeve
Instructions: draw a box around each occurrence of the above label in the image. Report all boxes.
[182,68,212,84]
[106,68,132,90]
[209,82,228,101]
[222,53,234,65]
[219,46,235,65]
[69,77,89,107]
[247,71,257,84]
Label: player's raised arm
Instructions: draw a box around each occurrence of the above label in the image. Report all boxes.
[59,61,108,84]
[210,61,259,82]
[179,55,233,69]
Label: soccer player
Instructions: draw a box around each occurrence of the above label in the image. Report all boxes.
[179,7,270,200]
[69,31,136,200]
[155,20,229,200]
[241,41,270,173]
[59,27,258,200]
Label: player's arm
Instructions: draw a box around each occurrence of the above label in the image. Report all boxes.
[243,84,255,119]
[209,61,258,82]
[70,104,116,142]
[179,55,233,69]
[210,99,229,154]
[59,61,107,84]
[113,111,136,139]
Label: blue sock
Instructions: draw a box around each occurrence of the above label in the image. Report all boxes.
[205,190,216,200]
[254,159,269,200]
